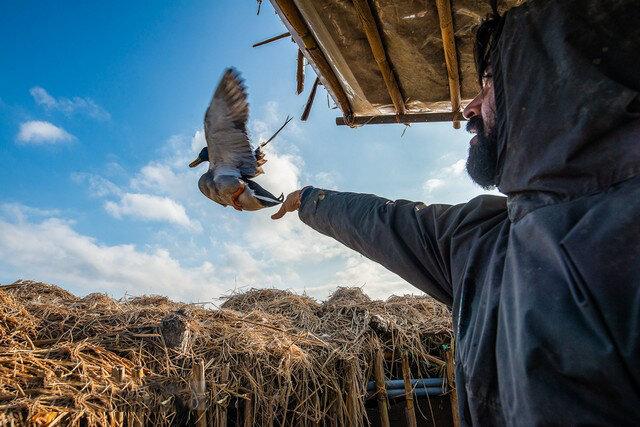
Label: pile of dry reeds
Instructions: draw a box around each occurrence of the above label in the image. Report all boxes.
[0,280,452,426]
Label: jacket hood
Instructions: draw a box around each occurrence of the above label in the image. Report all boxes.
[491,0,640,220]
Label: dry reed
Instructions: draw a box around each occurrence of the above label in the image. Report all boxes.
[0,280,451,426]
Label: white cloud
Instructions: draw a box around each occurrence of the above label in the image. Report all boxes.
[0,211,219,301]
[443,159,467,176]
[59,102,426,302]
[422,157,502,204]
[0,203,62,223]
[301,254,416,300]
[313,171,340,190]
[252,146,301,197]
[71,173,122,198]
[243,213,345,263]
[423,178,445,192]
[30,86,110,121]
[104,193,200,230]
[17,120,75,144]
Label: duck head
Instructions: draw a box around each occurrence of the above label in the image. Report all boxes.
[189,147,209,168]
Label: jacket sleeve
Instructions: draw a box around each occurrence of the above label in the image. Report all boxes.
[298,187,507,306]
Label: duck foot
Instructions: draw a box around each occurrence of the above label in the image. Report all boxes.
[231,184,246,211]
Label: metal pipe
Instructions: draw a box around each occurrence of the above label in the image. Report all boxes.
[367,378,444,391]
[387,387,445,399]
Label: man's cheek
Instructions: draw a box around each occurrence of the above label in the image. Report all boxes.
[482,106,497,136]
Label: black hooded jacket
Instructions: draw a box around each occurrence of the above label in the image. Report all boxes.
[298,0,640,424]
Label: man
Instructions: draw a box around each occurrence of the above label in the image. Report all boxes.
[272,0,640,424]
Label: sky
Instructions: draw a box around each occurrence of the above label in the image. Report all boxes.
[0,0,500,303]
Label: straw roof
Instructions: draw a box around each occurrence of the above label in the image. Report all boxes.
[265,0,524,126]
[0,280,452,426]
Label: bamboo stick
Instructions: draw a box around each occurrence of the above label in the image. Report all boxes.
[191,359,207,427]
[243,395,253,427]
[351,0,405,116]
[345,361,359,426]
[111,366,125,425]
[374,346,390,427]
[270,0,353,119]
[446,340,461,427]
[252,32,291,48]
[301,77,320,121]
[296,49,305,95]
[401,352,417,427]
[216,364,230,427]
[435,0,462,129]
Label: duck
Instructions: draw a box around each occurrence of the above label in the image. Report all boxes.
[189,68,291,211]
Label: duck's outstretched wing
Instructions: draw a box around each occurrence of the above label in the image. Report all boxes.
[204,68,257,177]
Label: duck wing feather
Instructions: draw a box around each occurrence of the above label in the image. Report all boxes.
[204,68,258,178]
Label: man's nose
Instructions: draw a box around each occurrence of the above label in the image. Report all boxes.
[463,92,482,120]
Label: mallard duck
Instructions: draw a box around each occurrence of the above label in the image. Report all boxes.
[189,68,291,211]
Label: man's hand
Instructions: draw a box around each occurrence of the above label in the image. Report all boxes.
[271,190,302,220]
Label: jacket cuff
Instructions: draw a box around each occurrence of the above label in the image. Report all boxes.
[298,186,327,222]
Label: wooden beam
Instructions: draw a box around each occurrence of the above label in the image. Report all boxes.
[296,49,305,94]
[435,0,462,129]
[351,0,405,115]
[401,352,418,427]
[252,32,291,48]
[270,0,353,118]
[301,77,320,121]
[336,112,466,126]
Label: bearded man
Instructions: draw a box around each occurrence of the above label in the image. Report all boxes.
[272,0,640,424]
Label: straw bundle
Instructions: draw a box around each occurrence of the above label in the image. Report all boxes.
[0,280,452,426]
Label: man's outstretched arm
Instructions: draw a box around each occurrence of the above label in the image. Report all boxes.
[274,187,473,305]
[273,187,508,306]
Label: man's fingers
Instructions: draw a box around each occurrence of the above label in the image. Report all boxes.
[271,204,288,220]
[271,190,302,220]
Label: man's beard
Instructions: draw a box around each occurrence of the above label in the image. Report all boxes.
[466,116,499,189]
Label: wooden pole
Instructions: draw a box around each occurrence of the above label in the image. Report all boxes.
[435,0,462,129]
[191,360,207,427]
[215,364,230,427]
[270,0,353,119]
[446,340,461,427]
[351,0,405,116]
[301,77,320,121]
[336,111,466,126]
[401,352,418,427]
[374,346,390,427]
[345,361,360,426]
[252,32,291,48]
[296,49,305,95]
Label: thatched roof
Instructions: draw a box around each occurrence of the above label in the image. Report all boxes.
[267,0,523,126]
[1,280,451,426]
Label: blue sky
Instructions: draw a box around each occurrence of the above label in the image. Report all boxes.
[0,1,498,302]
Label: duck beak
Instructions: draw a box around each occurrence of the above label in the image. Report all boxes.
[189,157,205,168]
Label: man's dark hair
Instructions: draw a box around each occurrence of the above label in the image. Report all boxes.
[474,2,504,85]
